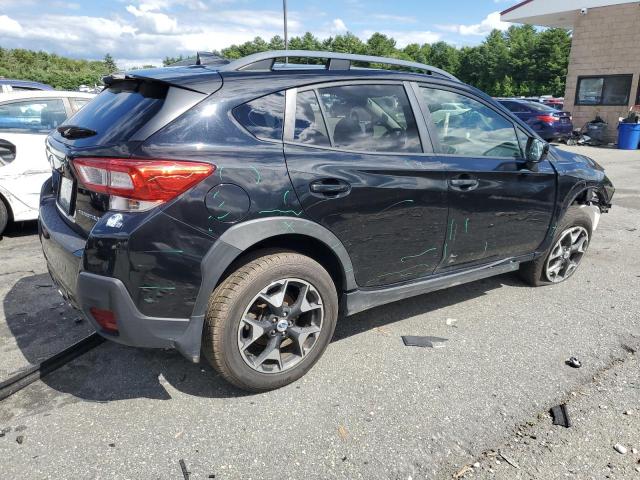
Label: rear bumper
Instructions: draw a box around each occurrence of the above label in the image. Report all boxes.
[39,186,202,361]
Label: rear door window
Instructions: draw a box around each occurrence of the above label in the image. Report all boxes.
[70,98,90,113]
[0,98,67,133]
[313,84,422,153]
[233,92,285,141]
[420,87,521,158]
[294,90,330,146]
[56,80,168,146]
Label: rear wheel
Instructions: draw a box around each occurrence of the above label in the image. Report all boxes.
[519,207,593,286]
[0,199,8,236]
[202,251,338,392]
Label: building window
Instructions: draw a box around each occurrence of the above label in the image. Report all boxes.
[576,75,633,106]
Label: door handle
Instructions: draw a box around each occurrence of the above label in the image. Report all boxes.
[449,175,479,191]
[310,179,351,196]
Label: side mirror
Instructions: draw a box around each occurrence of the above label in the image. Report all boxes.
[526,137,549,163]
[0,139,16,165]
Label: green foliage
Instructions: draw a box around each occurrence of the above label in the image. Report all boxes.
[221,27,572,97]
[0,47,117,89]
[1,26,572,96]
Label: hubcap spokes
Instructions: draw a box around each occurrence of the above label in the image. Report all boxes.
[545,226,589,283]
[238,278,324,374]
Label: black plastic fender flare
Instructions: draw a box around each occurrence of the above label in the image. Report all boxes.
[180,217,356,362]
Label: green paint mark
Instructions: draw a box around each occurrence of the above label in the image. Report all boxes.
[142,249,184,254]
[208,216,213,220]
[217,201,225,208]
[443,242,447,260]
[258,209,303,217]
[404,159,412,167]
[283,190,290,205]
[283,221,295,233]
[217,212,230,220]
[212,191,220,199]
[448,218,455,241]
[139,286,176,290]
[452,222,458,242]
[218,166,224,180]
[464,218,469,233]
[483,241,488,256]
[250,166,261,184]
[400,247,437,263]
[344,267,353,274]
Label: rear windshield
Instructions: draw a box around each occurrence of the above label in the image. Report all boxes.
[56,80,168,147]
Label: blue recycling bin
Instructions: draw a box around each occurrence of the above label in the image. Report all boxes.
[618,122,640,150]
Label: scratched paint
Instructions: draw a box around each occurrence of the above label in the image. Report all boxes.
[218,166,224,181]
[283,190,290,204]
[217,212,230,220]
[139,286,176,290]
[448,219,455,241]
[378,199,415,214]
[376,263,431,280]
[258,209,303,216]
[400,247,437,263]
[464,218,469,233]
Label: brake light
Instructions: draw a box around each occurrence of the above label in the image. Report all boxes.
[89,307,118,334]
[536,115,557,124]
[73,157,215,212]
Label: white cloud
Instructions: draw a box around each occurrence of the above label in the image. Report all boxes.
[126,4,178,34]
[361,29,441,48]
[0,14,23,35]
[332,18,348,33]
[438,11,511,37]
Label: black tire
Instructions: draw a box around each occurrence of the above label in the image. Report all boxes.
[0,199,8,236]
[202,250,338,392]
[519,206,593,287]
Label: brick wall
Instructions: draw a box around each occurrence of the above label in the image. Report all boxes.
[563,3,640,143]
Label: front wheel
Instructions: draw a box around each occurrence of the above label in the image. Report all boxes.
[202,250,338,392]
[519,207,593,287]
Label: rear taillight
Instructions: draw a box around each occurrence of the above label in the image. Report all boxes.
[89,307,118,334]
[536,115,557,124]
[73,157,215,212]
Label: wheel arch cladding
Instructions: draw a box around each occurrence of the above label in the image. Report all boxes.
[181,217,357,361]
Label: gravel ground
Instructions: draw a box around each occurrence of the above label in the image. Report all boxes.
[0,145,638,479]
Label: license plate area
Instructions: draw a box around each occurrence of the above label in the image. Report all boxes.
[58,176,75,215]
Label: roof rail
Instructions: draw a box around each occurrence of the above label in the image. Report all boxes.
[219,50,459,82]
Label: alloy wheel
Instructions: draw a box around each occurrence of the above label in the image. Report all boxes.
[545,226,589,283]
[237,278,324,374]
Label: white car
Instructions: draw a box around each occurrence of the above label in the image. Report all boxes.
[0,90,94,235]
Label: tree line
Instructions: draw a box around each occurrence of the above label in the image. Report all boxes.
[216,26,571,97]
[1,25,571,97]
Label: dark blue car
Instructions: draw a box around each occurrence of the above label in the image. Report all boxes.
[498,99,573,141]
[0,79,54,93]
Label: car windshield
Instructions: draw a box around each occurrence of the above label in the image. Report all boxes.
[522,101,557,113]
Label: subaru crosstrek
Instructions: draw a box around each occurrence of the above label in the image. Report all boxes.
[40,51,614,391]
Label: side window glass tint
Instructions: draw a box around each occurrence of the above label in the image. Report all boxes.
[233,92,284,141]
[71,98,90,113]
[421,88,520,158]
[0,99,67,133]
[317,84,421,153]
[294,90,329,146]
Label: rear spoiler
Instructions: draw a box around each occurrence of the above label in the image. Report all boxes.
[102,65,222,95]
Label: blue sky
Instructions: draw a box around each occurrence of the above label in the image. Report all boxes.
[0,0,517,67]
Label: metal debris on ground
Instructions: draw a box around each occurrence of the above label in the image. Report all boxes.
[15,435,24,444]
[179,459,190,480]
[401,336,448,348]
[566,357,582,368]
[453,464,474,478]
[337,425,349,440]
[445,318,458,327]
[550,404,572,428]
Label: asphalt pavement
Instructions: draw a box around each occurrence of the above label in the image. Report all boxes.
[0,145,638,479]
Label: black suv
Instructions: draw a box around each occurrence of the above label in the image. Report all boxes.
[40,51,614,391]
